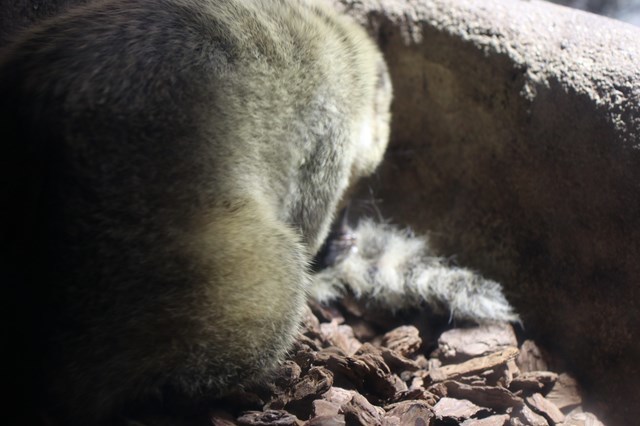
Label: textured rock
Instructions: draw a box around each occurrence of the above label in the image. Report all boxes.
[334,0,640,424]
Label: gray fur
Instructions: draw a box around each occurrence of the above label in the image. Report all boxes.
[312,220,519,323]
[0,0,391,424]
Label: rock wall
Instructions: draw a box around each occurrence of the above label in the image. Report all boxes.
[336,0,640,424]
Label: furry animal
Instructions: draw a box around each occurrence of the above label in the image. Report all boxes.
[0,0,391,424]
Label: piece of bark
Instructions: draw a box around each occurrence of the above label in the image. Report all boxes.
[286,367,334,417]
[237,410,302,426]
[500,360,520,388]
[445,381,524,411]
[545,373,582,410]
[526,393,565,424]
[319,320,362,356]
[456,375,487,386]
[322,387,355,407]
[390,388,438,406]
[436,324,518,362]
[305,415,346,426]
[414,354,430,370]
[312,399,341,418]
[315,344,399,398]
[381,326,422,357]
[353,343,392,371]
[388,373,409,395]
[561,410,605,426]
[509,371,558,393]
[342,392,385,426]
[432,397,486,421]
[379,347,421,373]
[320,388,385,426]
[511,404,549,426]
[427,382,449,398]
[313,350,361,389]
[383,400,434,426]
[479,359,519,388]
[290,340,319,372]
[409,376,424,391]
[429,347,520,382]
[354,344,400,398]
[516,340,549,373]
[274,361,303,389]
[268,366,333,412]
[301,305,323,339]
[461,414,510,426]
[360,370,400,398]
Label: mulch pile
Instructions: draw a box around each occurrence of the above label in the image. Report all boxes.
[210,296,605,426]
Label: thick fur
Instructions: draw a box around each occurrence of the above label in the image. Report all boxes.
[312,220,519,323]
[0,1,391,424]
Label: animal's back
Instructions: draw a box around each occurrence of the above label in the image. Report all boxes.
[0,0,391,424]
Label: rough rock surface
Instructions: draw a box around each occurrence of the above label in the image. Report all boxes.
[332,0,639,424]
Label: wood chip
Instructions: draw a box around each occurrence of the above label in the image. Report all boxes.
[320,320,363,356]
[391,388,438,406]
[504,360,519,386]
[437,324,518,362]
[292,366,333,402]
[545,373,582,410]
[268,366,333,414]
[383,400,434,426]
[433,397,486,420]
[561,410,605,426]
[322,387,355,406]
[380,346,421,373]
[321,388,384,426]
[429,347,520,382]
[461,414,510,426]
[305,415,346,425]
[312,399,341,418]
[381,325,422,357]
[237,410,302,426]
[526,393,565,424]
[445,381,524,411]
[516,340,549,373]
[343,393,385,425]
[315,344,399,398]
[274,360,303,388]
[512,404,550,426]
[509,371,558,393]
[301,305,322,338]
